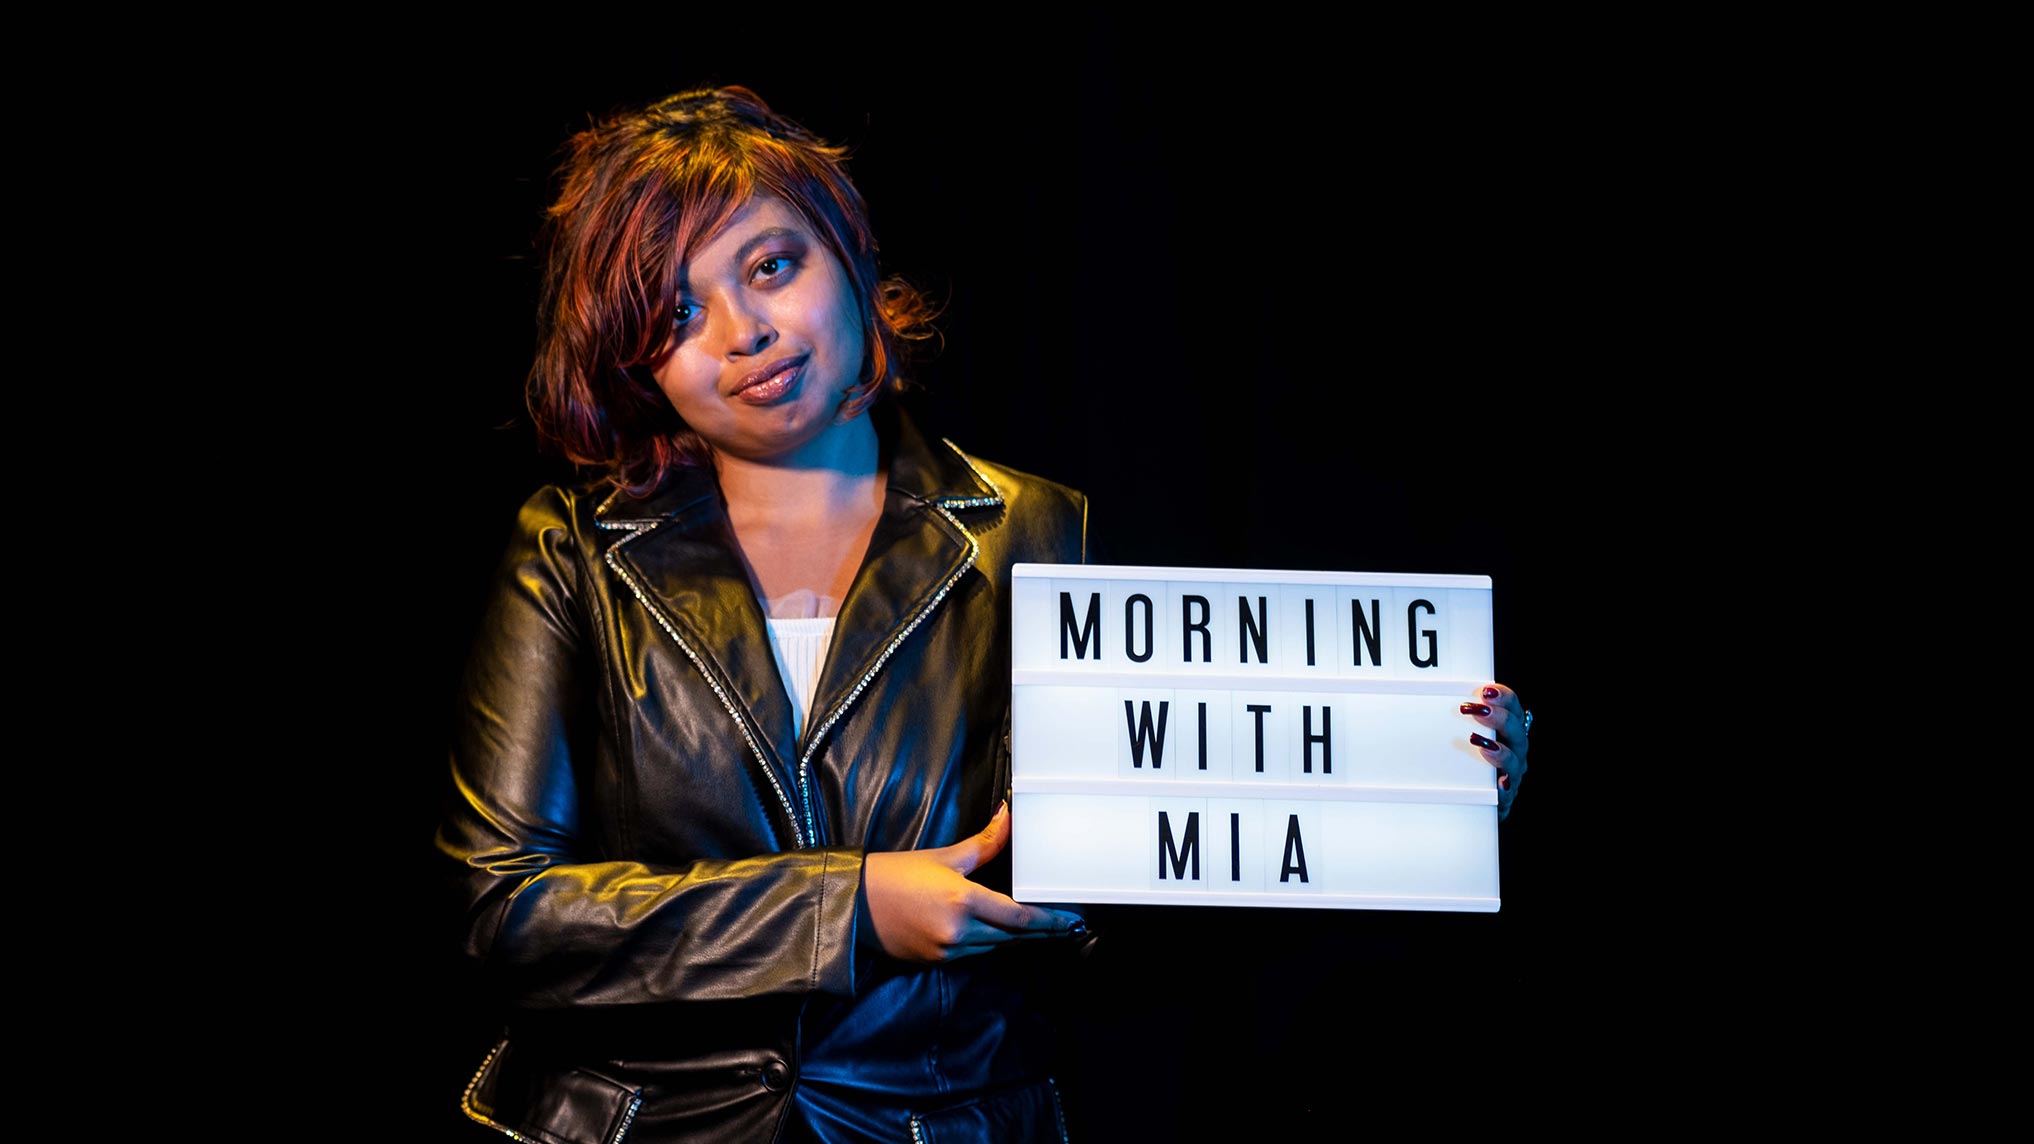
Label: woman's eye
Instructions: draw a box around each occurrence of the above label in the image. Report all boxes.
[754,255,795,281]
[673,302,697,328]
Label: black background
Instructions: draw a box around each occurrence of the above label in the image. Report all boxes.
[320,16,1689,1138]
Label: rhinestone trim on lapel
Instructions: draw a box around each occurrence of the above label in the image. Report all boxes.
[939,437,1005,505]
[601,518,806,850]
[792,501,984,843]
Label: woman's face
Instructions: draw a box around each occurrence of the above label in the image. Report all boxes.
[650,193,869,465]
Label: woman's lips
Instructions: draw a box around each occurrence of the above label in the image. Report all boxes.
[733,356,806,405]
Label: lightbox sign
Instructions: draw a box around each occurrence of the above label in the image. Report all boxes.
[1009,564,1501,912]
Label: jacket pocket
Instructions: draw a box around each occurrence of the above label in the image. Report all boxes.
[462,1037,644,1144]
[908,1078,1067,1144]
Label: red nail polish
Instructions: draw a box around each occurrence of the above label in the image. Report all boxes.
[1471,732,1499,751]
[1483,687,1500,700]
[1498,774,1510,790]
[1460,703,1491,716]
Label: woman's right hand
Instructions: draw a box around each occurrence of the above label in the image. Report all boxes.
[863,801,1087,963]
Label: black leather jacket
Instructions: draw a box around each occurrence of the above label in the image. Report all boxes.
[441,408,1087,1143]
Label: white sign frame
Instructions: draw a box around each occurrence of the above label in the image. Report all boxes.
[1009,563,1501,913]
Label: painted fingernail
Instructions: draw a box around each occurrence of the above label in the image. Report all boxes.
[1471,733,1500,751]
[1483,686,1500,700]
[1460,703,1491,716]
[1498,774,1510,790]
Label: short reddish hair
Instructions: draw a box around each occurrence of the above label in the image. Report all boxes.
[527,86,933,494]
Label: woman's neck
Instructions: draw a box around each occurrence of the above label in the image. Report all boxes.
[712,414,887,617]
[712,414,883,531]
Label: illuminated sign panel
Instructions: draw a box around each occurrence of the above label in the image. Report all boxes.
[1010,564,1500,912]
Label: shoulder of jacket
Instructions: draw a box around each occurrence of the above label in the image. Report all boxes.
[937,444,1087,562]
[509,477,614,542]
[945,447,1086,519]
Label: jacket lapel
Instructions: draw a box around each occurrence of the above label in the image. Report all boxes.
[804,494,973,753]
[600,473,801,787]
[799,409,1004,763]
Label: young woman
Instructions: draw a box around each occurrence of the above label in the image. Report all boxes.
[440,86,1094,1143]
[440,84,1531,1143]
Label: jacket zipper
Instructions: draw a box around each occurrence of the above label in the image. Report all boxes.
[792,501,981,844]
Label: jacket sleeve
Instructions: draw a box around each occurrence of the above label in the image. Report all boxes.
[437,487,864,1011]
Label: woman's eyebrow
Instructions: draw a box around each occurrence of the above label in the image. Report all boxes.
[731,227,802,265]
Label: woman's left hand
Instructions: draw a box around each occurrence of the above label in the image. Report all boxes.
[1461,682,1530,819]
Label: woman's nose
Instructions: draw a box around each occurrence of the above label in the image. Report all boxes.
[722,299,777,358]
